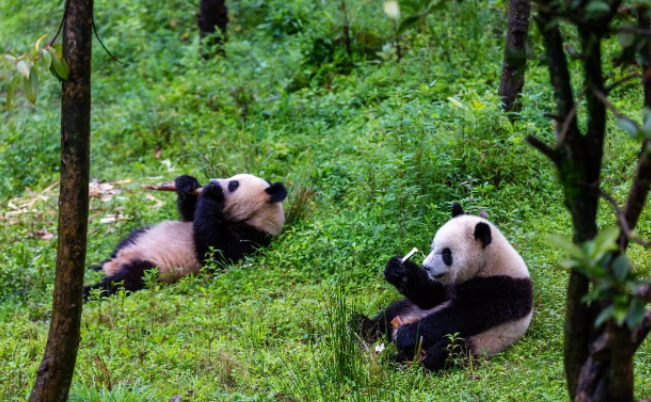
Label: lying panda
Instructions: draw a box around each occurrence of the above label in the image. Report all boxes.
[359,203,533,371]
[83,174,287,299]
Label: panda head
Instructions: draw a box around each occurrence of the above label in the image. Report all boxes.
[209,173,287,236]
[422,203,494,285]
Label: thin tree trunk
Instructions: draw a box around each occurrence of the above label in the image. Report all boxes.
[28,0,93,400]
[533,11,606,398]
[197,0,228,57]
[498,0,531,113]
[340,0,352,58]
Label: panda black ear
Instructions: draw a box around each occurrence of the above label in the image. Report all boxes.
[474,222,492,248]
[266,182,288,203]
[452,202,464,218]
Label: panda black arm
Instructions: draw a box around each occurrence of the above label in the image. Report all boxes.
[192,182,272,263]
[384,257,449,309]
[395,275,533,352]
[175,175,202,222]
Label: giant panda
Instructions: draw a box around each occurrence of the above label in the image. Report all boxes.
[83,174,287,299]
[358,203,533,371]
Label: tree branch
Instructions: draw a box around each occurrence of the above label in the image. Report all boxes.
[598,189,651,247]
[605,72,642,93]
[535,12,581,146]
[527,135,557,160]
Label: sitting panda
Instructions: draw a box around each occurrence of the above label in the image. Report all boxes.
[358,203,533,371]
[83,174,287,299]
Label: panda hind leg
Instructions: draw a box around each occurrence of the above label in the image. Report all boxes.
[418,337,470,372]
[83,260,157,301]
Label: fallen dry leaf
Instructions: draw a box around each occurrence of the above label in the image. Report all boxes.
[89,178,122,202]
[144,193,164,208]
[100,215,117,224]
[35,229,54,241]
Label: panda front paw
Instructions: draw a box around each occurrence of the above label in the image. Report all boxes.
[201,181,225,203]
[384,256,408,286]
[175,175,201,194]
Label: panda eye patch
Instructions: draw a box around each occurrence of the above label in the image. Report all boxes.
[441,247,453,266]
[228,180,239,192]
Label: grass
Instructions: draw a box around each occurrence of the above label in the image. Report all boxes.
[1,0,651,400]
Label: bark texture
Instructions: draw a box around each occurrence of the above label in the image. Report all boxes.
[28,0,93,400]
[498,0,531,112]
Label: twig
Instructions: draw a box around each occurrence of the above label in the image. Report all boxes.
[614,27,651,37]
[144,181,202,195]
[527,135,557,161]
[92,16,129,66]
[544,113,563,122]
[598,189,651,247]
[592,89,624,117]
[558,101,578,144]
[605,72,641,93]
[49,0,70,46]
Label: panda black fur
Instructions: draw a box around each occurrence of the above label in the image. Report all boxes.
[83,174,287,299]
[359,203,533,371]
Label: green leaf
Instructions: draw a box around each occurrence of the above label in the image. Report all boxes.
[611,255,631,282]
[625,299,646,330]
[594,305,614,328]
[16,59,30,79]
[546,234,585,260]
[585,0,611,16]
[6,75,18,111]
[642,107,651,136]
[448,97,467,110]
[4,54,16,62]
[559,259,582,269]
[592,226,619,260]
[613,302,629,326]
[40,48,51,70]
[24,66,38,104]
[617,31,635,48]
[616,117,641,139]
[51,43,62,53]
[49,48,68,80]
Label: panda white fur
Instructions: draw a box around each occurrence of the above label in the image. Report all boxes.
[359,202,532,371]
[84,174,287,299]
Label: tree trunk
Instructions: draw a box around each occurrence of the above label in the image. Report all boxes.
[28,0,93,401]
[197,0,228,57]
[498,0,531,113]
